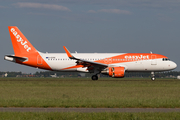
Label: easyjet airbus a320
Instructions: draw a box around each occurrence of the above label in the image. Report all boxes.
[4,26,177,80]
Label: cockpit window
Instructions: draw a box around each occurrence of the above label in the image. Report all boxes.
[162,58,170,61]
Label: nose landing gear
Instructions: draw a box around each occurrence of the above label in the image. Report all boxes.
[151,72,155,81]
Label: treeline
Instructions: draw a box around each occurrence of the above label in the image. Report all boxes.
[0,71,180,78]
[125,71,179,78]
[0,71,79,77]
[34,71,79,77]
[0,71,22,77]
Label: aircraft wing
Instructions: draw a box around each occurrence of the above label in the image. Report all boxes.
[63,46,108,69]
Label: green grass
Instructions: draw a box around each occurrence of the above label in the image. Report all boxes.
[0,112,180,120]
[0,77,180,108]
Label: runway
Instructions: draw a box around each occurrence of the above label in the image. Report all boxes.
[0,108,180,112]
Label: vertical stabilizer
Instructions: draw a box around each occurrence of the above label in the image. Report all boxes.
[8,26,37,56]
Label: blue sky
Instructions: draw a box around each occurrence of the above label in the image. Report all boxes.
[1,0,180,73]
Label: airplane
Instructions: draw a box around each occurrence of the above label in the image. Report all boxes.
[4,26,177,80]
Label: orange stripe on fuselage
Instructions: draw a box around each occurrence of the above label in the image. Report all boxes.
[61,65,84,70]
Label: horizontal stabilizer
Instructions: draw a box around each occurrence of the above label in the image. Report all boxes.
[4,55,27,62]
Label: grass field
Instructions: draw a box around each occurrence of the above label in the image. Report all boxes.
[0,77,179,108]
[0,112,180,120]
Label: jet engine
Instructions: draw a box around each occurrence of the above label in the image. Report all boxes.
[101,67,125,78]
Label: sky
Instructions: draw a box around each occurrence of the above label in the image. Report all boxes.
[0,0,180,73]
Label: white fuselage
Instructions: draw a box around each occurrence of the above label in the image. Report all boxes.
[39,52,177,72]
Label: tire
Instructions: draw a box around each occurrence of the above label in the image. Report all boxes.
[151,77,155,81]
[91,75,98,80]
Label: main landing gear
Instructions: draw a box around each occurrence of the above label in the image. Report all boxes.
[151,72,155,81]
[91,75,98,80]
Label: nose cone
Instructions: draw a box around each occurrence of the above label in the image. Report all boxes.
[170,61,177,70]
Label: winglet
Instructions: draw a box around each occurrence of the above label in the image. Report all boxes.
[63,46,74,59]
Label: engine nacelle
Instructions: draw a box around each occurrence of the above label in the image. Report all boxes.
[102,67,125,78]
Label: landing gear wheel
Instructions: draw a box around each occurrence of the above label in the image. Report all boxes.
[151,77,155,81]
[91,75,98,80]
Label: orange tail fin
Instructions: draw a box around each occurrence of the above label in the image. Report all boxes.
[8,26,37,56]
